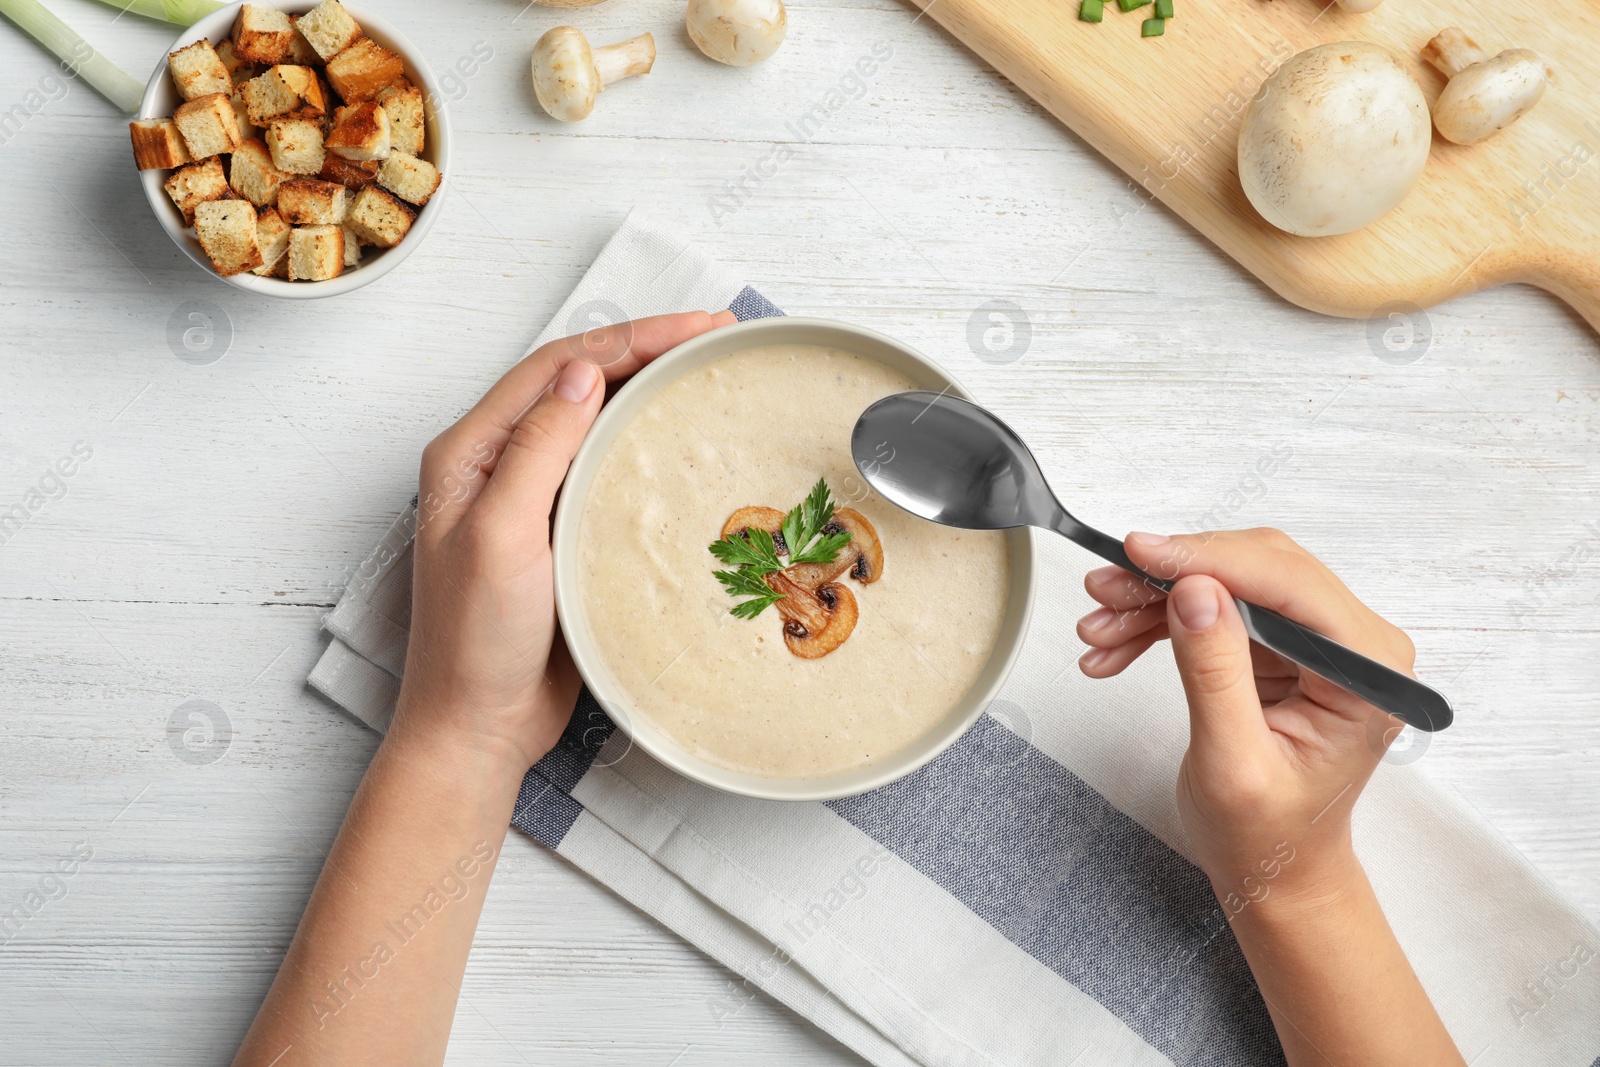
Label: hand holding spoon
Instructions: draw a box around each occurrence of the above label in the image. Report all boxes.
[851,391,1453,733]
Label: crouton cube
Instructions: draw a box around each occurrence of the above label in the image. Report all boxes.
[168,39,232,101]
[325,38,404,102]
[162,157,229,224]
[297,1,362,61]
[232,4,295,66]
[285,17,321,66]
[228,138,287,206]
[345,186,413,247]
[265,119,325,175]
[288,224,344,281]
[194,199,263,276]
[318,153,378,189]
[215,38,256,84]
[241,65,326,125]
[130,118,192,170]
[278,178,348,225]
[376,151,439,206]
[377,82,424,156]
[252,208,292,275]
[324,101,389,161]
[173,92,244,159]
[341,224,363,267]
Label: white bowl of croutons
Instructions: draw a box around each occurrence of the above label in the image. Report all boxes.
[133,1,451,297]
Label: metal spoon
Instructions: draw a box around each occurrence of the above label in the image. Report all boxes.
[851,391,1453,732]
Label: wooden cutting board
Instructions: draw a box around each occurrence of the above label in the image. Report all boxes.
[910,0,1600,332]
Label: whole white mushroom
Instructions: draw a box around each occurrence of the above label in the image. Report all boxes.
[686,0,787,67]
[1422,28,1549,145]
[531,26,656,123]
[1237,42,1432,237]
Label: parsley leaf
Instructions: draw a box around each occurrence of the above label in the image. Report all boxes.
[709,478,855,620]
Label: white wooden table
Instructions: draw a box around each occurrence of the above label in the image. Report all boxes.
[2,0,1597,1062]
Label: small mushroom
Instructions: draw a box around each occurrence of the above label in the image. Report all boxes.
[686,0,787,67]
[1422,28,1548,145]
[766,570,857,659]
[1334,0,1385,12]
[531,27,655,123]
[1237,42,1431,237]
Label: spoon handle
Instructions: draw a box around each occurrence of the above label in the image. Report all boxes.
[1052,516,1453,732]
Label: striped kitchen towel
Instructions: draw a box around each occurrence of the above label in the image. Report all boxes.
[308,207,1600,1067]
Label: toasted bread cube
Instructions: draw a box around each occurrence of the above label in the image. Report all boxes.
[168,39,232,101]
[278,178,348,225]
[162,157,229,224]
[228,138,286,206]
[288,224,344,281]
[345,186,413,248]
[376,151,439,206]
[324,101,390,161]
[377,83,424,156]
[215,38,258,84]
[173,92,244,159]
[325,38,404,103]
[241,65,326,125]
[265,119,325,175]
[341,224,363,267]
[252,208,292,275]
[194,199,262,276]
[285,17,321,65]
[297,1,361,61]
[130,118,192,170]
[318,153,378,189]
[232,4,295,66]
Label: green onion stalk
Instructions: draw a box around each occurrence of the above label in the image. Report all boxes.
[0,0,145,113]
[89,0,223,25]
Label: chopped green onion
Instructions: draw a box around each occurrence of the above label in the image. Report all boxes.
[1117,0,1151,11]
[0,0,143,113]
[1079,0,1103,21]
[1141,15,1165,35]
[88,0,224,26]
[1154,0,1173,17]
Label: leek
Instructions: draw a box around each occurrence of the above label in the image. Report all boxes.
[0,0,144,113]
[89,0,223,26]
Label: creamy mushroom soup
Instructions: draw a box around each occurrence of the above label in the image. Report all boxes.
[577,344,1010,779]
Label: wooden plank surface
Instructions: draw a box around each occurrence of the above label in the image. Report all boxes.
[0,0,1597,1063]
[911,0,1600,330]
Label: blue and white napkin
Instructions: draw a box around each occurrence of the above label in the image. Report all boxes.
[309,209,1600,1067]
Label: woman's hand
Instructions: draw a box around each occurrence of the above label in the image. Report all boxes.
[1076,529,1464,1067]
[392,310,736,779]
[1075,528,1416,910]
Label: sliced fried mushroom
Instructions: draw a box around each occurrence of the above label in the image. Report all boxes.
[720,505,788,555]
[1422,28,1549,145]
[785,507,884,588]
[767,570,857,659]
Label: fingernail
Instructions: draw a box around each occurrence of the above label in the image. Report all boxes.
[554,359,600,403]
[1080,606,1116,632]
[1127,532,1170,548]
[1080,647,1110,670]
[1086,565,1124,587]
[1172,581,1220,630]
